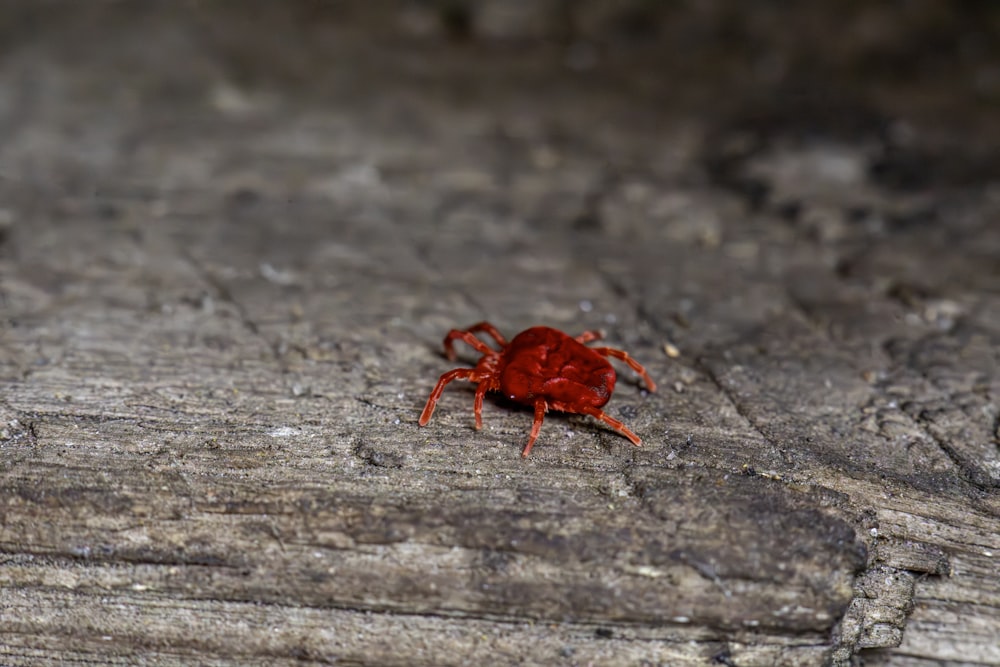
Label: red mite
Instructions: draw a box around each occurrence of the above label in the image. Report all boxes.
[419,322,656,457]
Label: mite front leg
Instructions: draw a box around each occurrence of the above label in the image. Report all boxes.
[442,329,500,361]
[591,347,657,392]
[575,330,603,344]
[419,368,482,426]
[473,381,489,429]
[521,399,549,458]
[462,322,508,348]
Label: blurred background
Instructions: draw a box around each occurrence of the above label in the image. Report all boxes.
[2,0,999,193]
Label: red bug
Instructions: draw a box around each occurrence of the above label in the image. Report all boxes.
[418,322,657,457]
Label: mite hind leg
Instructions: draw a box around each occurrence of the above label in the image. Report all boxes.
[580,406,643,447]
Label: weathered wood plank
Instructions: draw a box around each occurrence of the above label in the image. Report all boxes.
[1,3,999,665]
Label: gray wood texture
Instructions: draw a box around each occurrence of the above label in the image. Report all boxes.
[1,4,998,665]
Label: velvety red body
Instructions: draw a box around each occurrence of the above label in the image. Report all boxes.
[497,327,616,410]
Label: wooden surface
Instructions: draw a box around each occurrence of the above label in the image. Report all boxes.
[0,4,998,665]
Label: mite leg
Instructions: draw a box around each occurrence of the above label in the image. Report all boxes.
[581,406,643,447]
[443,325,502,361]
[419,368,482,426]
[463,322,508,347]
[473,381,489,429]
[575,330,603,344]
[521,399,548,458]
[591,347,657,392]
